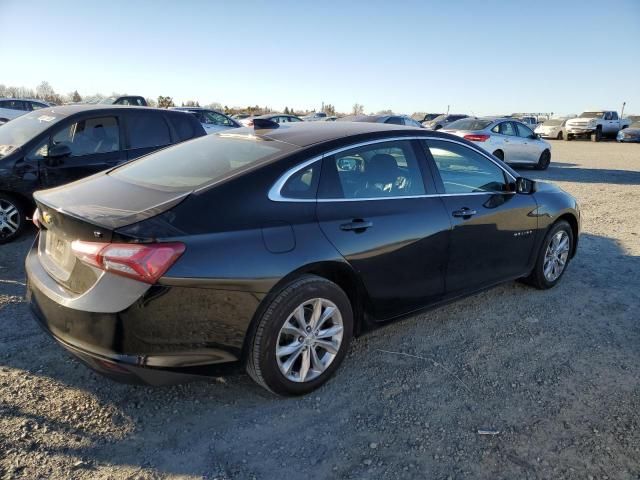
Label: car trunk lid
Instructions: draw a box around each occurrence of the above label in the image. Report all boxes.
[33,173,190,294]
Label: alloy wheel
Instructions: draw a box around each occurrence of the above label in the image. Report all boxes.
[543,230,570,282]
[0,199,20,236]
[276,298,344,383]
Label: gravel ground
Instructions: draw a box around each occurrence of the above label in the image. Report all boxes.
[1,140,639,479]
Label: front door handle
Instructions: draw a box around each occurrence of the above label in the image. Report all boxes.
[340,219,373,232]
[452,208,477,218]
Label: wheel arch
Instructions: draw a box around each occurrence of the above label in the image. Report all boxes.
[240,260,369,361]
[555,213,579,258]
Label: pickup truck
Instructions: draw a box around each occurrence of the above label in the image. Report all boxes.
[565,110,631,142]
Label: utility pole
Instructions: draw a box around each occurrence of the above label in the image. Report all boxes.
[621,101,626,118]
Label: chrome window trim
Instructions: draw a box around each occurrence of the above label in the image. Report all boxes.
[268,136,517,203]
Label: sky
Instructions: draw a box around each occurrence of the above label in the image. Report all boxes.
[1,0,639,116]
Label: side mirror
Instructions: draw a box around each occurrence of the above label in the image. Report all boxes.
[47,144,71,158]
[516,177,536,194]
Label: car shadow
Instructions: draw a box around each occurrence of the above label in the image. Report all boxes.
[1,232,639,478]
[525,161,640,185]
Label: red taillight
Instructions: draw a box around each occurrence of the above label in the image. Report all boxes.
[464,134,490,142]
[71,241,185,284]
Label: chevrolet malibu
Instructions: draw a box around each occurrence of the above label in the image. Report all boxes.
[27,121,580,395]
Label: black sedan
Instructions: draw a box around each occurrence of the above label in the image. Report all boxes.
[338,114,423,127]
[0,105,205,243]
[26,122,580,395]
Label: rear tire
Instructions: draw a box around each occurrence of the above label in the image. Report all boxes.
[0,193,26,244]
[493,150,505,161]
[246,275,353,396]
[523,220,573,290]
[535,150,551,170]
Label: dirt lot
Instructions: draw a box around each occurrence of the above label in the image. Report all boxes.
[1,140,639,479]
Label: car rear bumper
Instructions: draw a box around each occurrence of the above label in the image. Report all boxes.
[26,239,260,384]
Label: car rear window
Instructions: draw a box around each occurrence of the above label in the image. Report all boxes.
[111,133,297,191]
[169,113,197,141]
[127,112,171,149]
[446,119,492,130]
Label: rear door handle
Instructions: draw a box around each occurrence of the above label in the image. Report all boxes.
[340,220,373,231]
[452,208,477,218]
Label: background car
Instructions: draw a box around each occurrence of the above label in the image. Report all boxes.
[99,96,148,106]
[617,121,640,142]
[535,118,568,140]
[442,117,552,170]
[302,112,327,121]
[337,114,423,127]
[422,114,468,130]
[420,113,443,125]
[0,98,51,124]
[0,105,205,243]
[240,113,303,126]
[26,121,579,396]
[171,107,240,134]
[517,116,538,129]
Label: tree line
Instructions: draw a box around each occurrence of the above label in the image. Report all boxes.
[0,81,406,117]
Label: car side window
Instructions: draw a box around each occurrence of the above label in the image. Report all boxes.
[611,112,618,120]
[281,161,320,199]
[425,140,508,194]
[604,112,612,120]
[127,112,171,149]
[320,140,426,199]
[210,112,233,126]
[404,117,420,127]
[385,116,404,125]
[51,116,120,156]
[288,116,302,122]
[516,123,534,138]
[30,102,47,110]
[170,114,196,141]
[497,122,517,136]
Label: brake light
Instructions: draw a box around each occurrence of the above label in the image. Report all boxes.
[71,241,185,284]
[464,134,490,142]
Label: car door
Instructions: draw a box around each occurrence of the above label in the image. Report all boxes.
[316,139,451,318]
[39,114,125,188]
[514,123,540,163]
[607,111,619,134]
[124,111,173,160]
[422,139,538,294]
[492,121,522,162]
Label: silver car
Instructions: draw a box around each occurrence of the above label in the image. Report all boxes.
[442,117,552,170]
[535,118,568,140]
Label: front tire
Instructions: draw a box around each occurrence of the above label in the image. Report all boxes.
[535,150,551,170]
[591,128,601,142]
[0,193,26,244]
[524,220,573,290]
[564,133,572,141]
[557,131,563,140]
[246,275,353,396]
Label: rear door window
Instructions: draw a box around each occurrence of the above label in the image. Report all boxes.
[126,112,171,149]
[319,140,426,199]
[51,116,120,156]
[170,114,197,142]
[280,161,320,199]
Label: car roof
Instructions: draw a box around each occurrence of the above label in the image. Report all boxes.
[250,113,299,119]
[30,104,184,117]
[0,98,50,103]
[226,121,430,148]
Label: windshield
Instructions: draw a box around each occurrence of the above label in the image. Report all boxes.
[579,112,604,119]
[542,119,563,126]
[99,97,117,104]
[446,118,492,131]
[0,110,60,151]
[111,132,297,190]
[431,115,446,122]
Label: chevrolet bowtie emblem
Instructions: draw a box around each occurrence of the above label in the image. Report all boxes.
[42,211,53,225]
